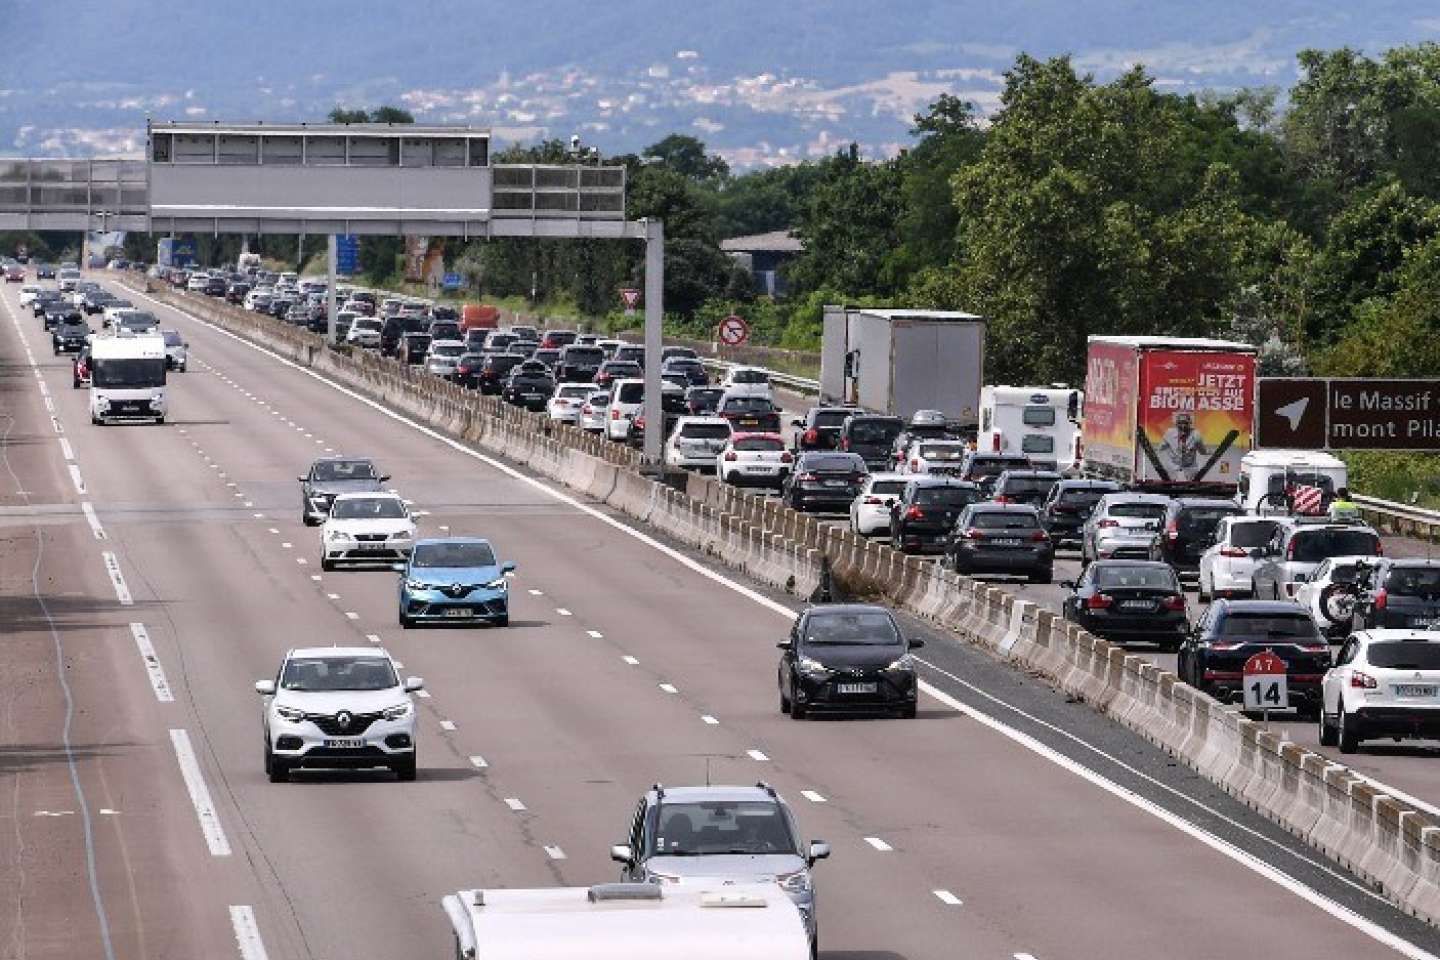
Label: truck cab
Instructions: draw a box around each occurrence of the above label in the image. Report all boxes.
[89,333,168,425]
[978,385,1082,474]
[1237,449,1348,516]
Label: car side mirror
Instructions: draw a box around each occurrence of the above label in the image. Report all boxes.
[610,844,634,865]
[807,841,831,865]
[502,561,517,574]
[379,474,392,483]
[404,677,425,692]
[908,638,925,649]
[254,680,276,695]
[297,476,307,483]
[1059,580,1076,590]
[776,639,793,650]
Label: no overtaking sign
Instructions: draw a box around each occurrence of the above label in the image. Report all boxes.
[719,314,749,346]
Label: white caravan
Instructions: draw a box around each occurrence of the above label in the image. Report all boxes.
[978,385,1083,474]
[1236,449,1348,516]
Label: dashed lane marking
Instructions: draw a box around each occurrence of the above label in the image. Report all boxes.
[469,756,488,768]
[864,837,893,852]
[586,629,603,638]
[934,890,963,906]
[658,683,677,694]
[81,502,106,540]
[622,656,639,665]
[504,798,526,811]
[67,465,85,495]
[229,905,269,960]
[130,623,173,703]
[169,729,231,856]
[58,437,74,460]
[365,634,381,643]
[440,720,457,731]
[544,845,566,860]
[747,749,769,762]
[101,552,132,605]
[801,790,827,803]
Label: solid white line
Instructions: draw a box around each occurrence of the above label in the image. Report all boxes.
[864,837,892,852]
[544,845,566,860]
[1015,954,1039,960]
[934,890,963,906]
[658,683,678,694]
[67,464,86,495]
[801,790,827,803]
[43,395,54,413]
[469,755,488,768]
[101,552,132,605]
[344,611,359,620]
[747,749,769,762]
[168,729,230,856]
[58,437,74,460]
[138,284,1438,956]
[700,715,719,725]
[81,502,106,540]
[504,798,526,811]
[229,905,269,960]
[129,624,173,703]
[586,629,604,638]
[440,720,456,731]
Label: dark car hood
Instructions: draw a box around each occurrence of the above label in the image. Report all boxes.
[307,479,383,495]
[802,643,905,670]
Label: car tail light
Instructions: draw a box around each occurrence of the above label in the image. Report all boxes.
[840,438,850,451]
[780,452,794,464]
[1086,593,1114,609]
[863,496,883,505]
[1350,671,1378,689]
[1207,642,1245,651]
[1161,595,1186,611]
[1098,519,1119,528]
[1220,546,1248,558]
[611,409,620,420]
[1374,588,1388,610]
[992,433,1001,452]
[1286,540,1296,560]
[994,495,1012,504]
[911,459,920,470]
[1302,642,1330,652]
[1166,520,1178,542]
[724,451,738,461]
[905,506,924,520]
[1029,530,1049,542]
[803,428,818,444]
[1375,541,1384,556]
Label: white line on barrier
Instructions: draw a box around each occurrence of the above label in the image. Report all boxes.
[81,502,106,540]
[129,624,173,703]
[169,729,230,856]
[101,552,132,605]
[229,906,269,960]
[747,749,769,762]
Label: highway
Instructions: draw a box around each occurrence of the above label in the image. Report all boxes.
[5,274,1440,960]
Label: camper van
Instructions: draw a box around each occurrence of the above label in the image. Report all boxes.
[89,333,168,424]
[1237,449,1348,516]
[978,385,1082,474]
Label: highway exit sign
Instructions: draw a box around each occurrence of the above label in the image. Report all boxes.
[1254,378,1440,451]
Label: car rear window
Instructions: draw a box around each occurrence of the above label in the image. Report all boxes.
[1291,530,1381,563]
[1021,435,1055,454]
[806,455,864,473]
[433,344,464,357]
[814,410,852,427]
[1178,506,1241,532]
[916,487,981,507]
[1022,406,1057,426]
[605,362,642,375]
[970,511,1039,529]
[1093,566,1177,589]
[734,436,783,452]
[848,419,903,443]
[732,370,768,384]
[1059,490,1110,509]
[616,383,644,403]
[563,347,605,363]
[724,397,773,414]
[1385,567,1440,597]
[557,384,592,398]
[1000,476,1059,495]
[1228,520,1277,548]
[1218,614,1320,639]
[1109,503,1166,521]
[679,423,731,440]
[967,457,1023,476]
[1367,642,1440,669]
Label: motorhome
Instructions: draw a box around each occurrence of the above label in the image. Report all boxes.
[89,333,168,425]
[1236,449,1348,516]
[978,385,1083,474]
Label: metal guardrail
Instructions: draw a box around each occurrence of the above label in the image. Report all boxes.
[1355,494,1440,541]
[699,357,820,395]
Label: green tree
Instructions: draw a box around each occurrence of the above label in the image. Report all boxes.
[787,144,903,297]
[642,134,730,183]
[889,95,984,283]
[328,106,415,124]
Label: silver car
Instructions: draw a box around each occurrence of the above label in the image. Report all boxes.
[1082,492,1170,563]
[424,339,466,378]
[611,783,829,946]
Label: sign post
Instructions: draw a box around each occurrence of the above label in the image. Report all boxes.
[1242,650,1289,727]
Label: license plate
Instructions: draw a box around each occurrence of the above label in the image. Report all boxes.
[824,479,847,487]
[991,537,1021,546]
[323,738,365,749]
[1414,619,1439,629]
[744,465,771,473]
[1121,600,1156,610]
[523,393,541,400]
[357,542,389,551]
[836,682,877,694]
[1394,685,1436,697]
[739,419,759,427]
[443,608,474,618]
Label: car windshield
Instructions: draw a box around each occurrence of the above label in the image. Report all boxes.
[1108,503,1167,521]
[312,460,375,482]
[970,511,1039,529]
[331,497,406,519]
[280,656,397,692]
[1229,520,1278,548]
[91,358,165,389]
[724,397,773,414]
[1367,642,1440,669]
[679,423,731,440]
[732,370,768,384]
[1218,614,1319,639]
[1093,566,1178,589]
[433,344,464,357]
[849,419,903,443]
[1292,530,1380,563]
[734,436,783,452]
[651,801,797,857]
[804,610,900,645]
[411,542,497,568]
[1385,567,1440,597]
[916,487,980,507]
[920,444,967,460]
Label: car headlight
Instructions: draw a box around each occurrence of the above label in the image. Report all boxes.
[275,705,305,722]
[798,657,831,678]
[885,654,915,672]
[405,579,435,592]
[776,869,812,895]
[382,701,412,721]
[327,530,349,541]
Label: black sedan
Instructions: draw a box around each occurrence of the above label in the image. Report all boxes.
[889,478,982,555]
[1039,479,1122,548]
[660,356,709,387]
[946,502,1053,581]
[686,386,725,416]
[781,452,868,513]
[453,352,487,389]
[718,395,781,433]
[476,353,525,395]
[501,361,556,411]
[1177,600,1330,716]
[1061,560,1188,649]
[778,604,923,719]
[52,318,90,354]
[792,406,858,453]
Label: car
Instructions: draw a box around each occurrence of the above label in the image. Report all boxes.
[958,452,1033,494]
[427,320,462,343]
[660,356,709,387]
[663,416,733,470]
[507,325,539,342]
[483,331,519,354]
[501,360,556,411]
[402,331,433,365]
[1250,520,1382,602]
[848,473,908,537]
[82,289,115,314]
[791,406,857,453]
[946,502,1053,580]
[298,457,389,526]
[1149,498,1243,575]
[160,330,188,371]
[718,366,773,402]
[547,382,597,423]
[540,329,578,350]
[781,452,867,513]
[556,344,606,383]
[623,383,688,450]
[685,386,725,416]
[332,311,357,341]
[3,262,24,282]
[717,432,793,488]
[508,339,539,359]
[531,347,562,370]
[1178,600,1329,716]
[346,316,383,348]
[116,311,160,336]
[597,338,624,358]
[1344,559,1440,632]
[186,274,208,292]
[594,359,642,388]
[717,394,781,434]
[1081,493,1171,564]
[1284,554,1371,638]
[17,284,41,307]
[888,410,962,470]
[245,291,274,313]
[609,783,830,947]
[578,390,611,432]
[1195,516,1282,602]
[989,469,1063,509]
[612,344,645,367]
[424,339,467,379]
[319,492,416,571]
[890,478,984,555]
[51,317,90,355]
[30,288,62,317]
[778,603,923,719]
[254,646,422,782]
[42,303,83,332]
[451,351,488,390]
[605,378,646,441]
[1060,560,1188,649]
[1037,479,1122,548]
[395,537,515,628]
[1320,630,1440,752]
[72,345,92,389]
[36,263,55,280]
[475,353,525,395]
[226,281,251,305]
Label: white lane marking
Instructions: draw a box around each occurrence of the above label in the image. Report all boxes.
[527,589,544,596]
[556,608,572,617]
[81,502,106,540]
[280,542,292,549]
[67,464,86,495]
[38,380,49,397]
[415,689,431,699]
[243,502,253,508]
[310,575,323,582]
[169,729,231,856]
[586,629,604,638]
[33,810,74,817]
[43,395,54,413]
[622,655,639,665]
[365,634,382,644]
[1015,955,1039,960]
[344,611,359,620]
[392,660,404,669]
[229,905,269,960]
[252,513,264,519]
[98,809,120,816]
[544,845,566,860]
[504,798,526,811]
[801,790,827,803]
[101,552,132,605]
[658,683,677,694]
[143,284,1437,956]
[439,720,456,731]
[700,715,719,725]
[59,437,74,460]
[469,755,488,768]
[50,415,62,434]
[934,890,963,906]
[864,837,892,852]
[129,624,173,703]
[326,593,340,600]
[747,749,769,762]
[296,558,307,565]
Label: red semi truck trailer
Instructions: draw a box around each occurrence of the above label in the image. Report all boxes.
[1081,336,1257,492]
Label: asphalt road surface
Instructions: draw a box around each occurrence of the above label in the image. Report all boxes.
[4,275,1440,960]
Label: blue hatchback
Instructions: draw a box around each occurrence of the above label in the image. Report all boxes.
[396,538,515,628]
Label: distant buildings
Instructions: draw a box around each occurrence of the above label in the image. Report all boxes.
[721,230,803,297]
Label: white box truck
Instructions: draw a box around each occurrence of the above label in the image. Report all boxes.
[441,882,810,960]
[89,333,168,425]
[820,307,986,426]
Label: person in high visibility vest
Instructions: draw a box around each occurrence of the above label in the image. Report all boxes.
[1329,487,1360,522]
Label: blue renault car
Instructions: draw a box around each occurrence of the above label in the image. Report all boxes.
[395,538,515,628]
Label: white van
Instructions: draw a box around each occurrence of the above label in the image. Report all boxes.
[978,385,1082,474]
[89,333,168,424]
[605,378,645,441]
[442,882,809,960]
[1237,449,1348,516]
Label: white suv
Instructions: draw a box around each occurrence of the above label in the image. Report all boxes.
[320,492,416,570]
[606,378,645,441]
[1197,516,1280,601]
[664,416,732,470]
[256,647,423,781]
[1320,630,1440,753]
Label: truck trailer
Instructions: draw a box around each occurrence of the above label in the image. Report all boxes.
[1081,335,1257,492]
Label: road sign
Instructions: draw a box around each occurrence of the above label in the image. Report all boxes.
[718,314,749,347]
[335,234,360,275]
[1255,378,1440,452]
[1242,650,1289,712]
[442,272,462,290]
[620,287,641,316]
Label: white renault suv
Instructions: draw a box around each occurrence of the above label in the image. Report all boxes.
[255,647,423,781]
[321,492,416,570]
[1320,630,1440,754]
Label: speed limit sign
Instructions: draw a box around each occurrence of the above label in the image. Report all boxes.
[1242,650,1289,712]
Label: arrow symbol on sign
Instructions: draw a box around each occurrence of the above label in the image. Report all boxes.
[1276,397,1309,431]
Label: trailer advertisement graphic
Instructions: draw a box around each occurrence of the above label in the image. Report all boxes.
[1138,350,1254,483]
[1082,341,1138,472]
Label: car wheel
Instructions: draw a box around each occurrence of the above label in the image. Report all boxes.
[393,753,417,782]
[1318,705,1339,747]
[494,614,510,628]
[1338,708,1361,754]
